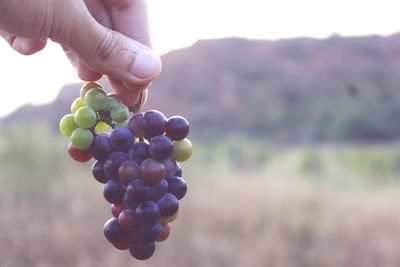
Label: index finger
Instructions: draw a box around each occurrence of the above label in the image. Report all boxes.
[102,0,152,48]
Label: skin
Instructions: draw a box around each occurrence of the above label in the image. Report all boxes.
[0,0,161,106]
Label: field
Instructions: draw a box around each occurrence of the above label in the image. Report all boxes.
[2,125,400,267]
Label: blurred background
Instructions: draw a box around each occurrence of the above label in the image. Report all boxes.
[2,0,400,266]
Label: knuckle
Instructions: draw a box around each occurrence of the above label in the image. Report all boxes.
[93,31,126,64]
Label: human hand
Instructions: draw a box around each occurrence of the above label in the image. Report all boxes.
[0,0,161,106]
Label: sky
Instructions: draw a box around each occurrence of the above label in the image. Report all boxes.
[1,0,400,117]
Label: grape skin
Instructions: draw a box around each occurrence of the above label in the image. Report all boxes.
[71,128,93,150]
[59,114,78,137]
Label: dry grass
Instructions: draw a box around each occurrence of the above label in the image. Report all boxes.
[2,162,400,267]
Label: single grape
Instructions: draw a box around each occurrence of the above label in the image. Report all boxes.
[118,160,140,184]
[128,112,144,137]
[156,193,179,217]
[159,211,178,224]
[136,222,162,243]
[71,97,86,114]
[95,121,110,133]
[91,134,114,161]
[59,114,78,137]
[110,104,129,123]
[103,180,126,204]
[149,179,169,201]
[113,240,131,250]
[70,128,93,150]
[104,151,129,179]
[149,135,173,160]
[84,88,108,111]
[92,161,108,183]
[128,142,150,164]
[175,163,182,177]
[166,116,189,141]
[166,176,187,200]
[140,158,166,185]
[67,143,92,162]
[104,217,130,244]
[156,223,171,242]
[111,203,126,218]
[126,179,150,203]
[80,81,102,100]
[135,201,160,227]
[118,209,136,231]
[74,106,97,129]
[110,127,134,152]
[163,158,178,178]
[129,239,155,260]
[172,138,192,162]
[105,93,122,112]
[142,110,167,138]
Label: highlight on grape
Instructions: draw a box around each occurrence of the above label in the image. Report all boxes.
[59,82,192,260]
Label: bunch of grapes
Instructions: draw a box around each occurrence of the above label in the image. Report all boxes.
[59,82,192,260]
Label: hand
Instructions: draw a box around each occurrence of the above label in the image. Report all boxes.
[0,0,161,106]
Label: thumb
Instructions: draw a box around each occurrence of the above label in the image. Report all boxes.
[52,6,161,85]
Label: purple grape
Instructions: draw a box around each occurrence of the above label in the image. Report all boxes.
[110,127,134,152]
[91,134,114,161]
[140,158,166,185]
[136,222,162,243]
[141,110,167,138]
[128,142,150,164]
[163,158,178,178]
[118,209,136,231]
[119,160,140,184]
[166,115,189,141]
[92,161,108,183]
[104,151,129,179]
[126,179,150,203]
[166,176,187,200]
[128,112,144,137]
[175,163,182,177]
[135,201,160,227]
[104,218,130,244]
[129,239,155,260]
[149,179,169,201]
[156,193,179,217]
[103,180,126,204]
[149,135,173,160]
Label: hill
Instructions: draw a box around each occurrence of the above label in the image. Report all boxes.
[3,34,400,142]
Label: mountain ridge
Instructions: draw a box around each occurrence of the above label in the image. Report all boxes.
[3,33,400,141]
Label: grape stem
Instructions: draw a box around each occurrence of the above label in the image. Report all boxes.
[131,85,146,113]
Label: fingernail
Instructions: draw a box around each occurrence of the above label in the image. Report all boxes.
[131,49,161,79]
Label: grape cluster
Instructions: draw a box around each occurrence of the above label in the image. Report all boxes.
[59,82,192,260]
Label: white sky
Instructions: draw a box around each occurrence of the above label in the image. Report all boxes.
[1,0,400,117]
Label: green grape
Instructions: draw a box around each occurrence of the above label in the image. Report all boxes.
[172,138,192,162]
[80,81,102,100]
[71,128,93,150]
[84,88,108,111]
[95,121,110,133]
[105,93,122,112]
[115,120,128,128]
[110,104,129,123]
[71,97,85,113]
[59,114,78,137]
[74,106,97,129]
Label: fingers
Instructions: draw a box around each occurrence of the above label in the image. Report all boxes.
[0,30,47,55]
[103,0,152,47]
[54,0,160,83]
[12,37,47,55]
